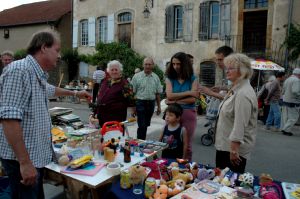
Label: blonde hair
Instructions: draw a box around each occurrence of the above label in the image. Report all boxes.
[224,53,253,80]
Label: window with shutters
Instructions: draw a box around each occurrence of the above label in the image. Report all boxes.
[98,16,107,43]
[80,20,88,46]
[244,0,268,9]
[199,1,220,41]
[165,4,194,43]
[199,61,216,87]
[220,0,231,39]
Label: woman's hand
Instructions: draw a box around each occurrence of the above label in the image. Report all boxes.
[230,151,242,166]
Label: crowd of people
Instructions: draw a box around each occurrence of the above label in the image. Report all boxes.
[0,29,299,198]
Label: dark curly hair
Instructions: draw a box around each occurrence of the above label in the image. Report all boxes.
[165,52,194,80]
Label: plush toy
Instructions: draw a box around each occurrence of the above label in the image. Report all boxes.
[129,165,147,184]
[167,167,193,188]
[168,179,186,197]
[185,162,199,179]
[149,184,168,199]
[239,172,254,187]
[259,173,273,184]
[168,162,179,169]
[213,167,230,183]
[195,168,215,183]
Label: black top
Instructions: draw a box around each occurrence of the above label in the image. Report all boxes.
[161,125,183,159]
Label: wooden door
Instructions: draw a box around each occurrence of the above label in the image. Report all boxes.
[118,23,131,47]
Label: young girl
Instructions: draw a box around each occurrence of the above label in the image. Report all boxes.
[159,104,188,159]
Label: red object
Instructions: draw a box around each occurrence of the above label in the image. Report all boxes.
[141,162,169,181]
[100,121,123,136]
[258,99,263,108]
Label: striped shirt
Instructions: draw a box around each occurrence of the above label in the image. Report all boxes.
[0,55,55,168]
[93,70,106,83]
[131,71,162,100]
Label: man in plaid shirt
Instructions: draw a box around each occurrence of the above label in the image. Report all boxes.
[0,30,90,198]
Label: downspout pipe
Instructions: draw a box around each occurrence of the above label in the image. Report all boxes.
[284,0,293,71]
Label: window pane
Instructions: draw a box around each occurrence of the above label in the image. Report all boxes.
[81,20,88,46]
[174,6,183,39]
[245,0,268,9]
[118,12,132,23]
[99,17,107,43]
[210,2,219,38]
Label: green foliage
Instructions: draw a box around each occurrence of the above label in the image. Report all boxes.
[14,49,27,60]
[61,48,80,81]
[283,23,300,61]
[87,42,164,83]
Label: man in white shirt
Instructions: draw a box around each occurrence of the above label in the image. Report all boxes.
[92,64,106,103]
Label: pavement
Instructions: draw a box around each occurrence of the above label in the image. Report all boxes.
[45,101,300,198]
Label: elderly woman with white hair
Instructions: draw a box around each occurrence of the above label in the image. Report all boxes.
[95,60,135,126]
[215,53,258,173]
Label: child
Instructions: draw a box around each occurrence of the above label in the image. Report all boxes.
[159,104,188,159]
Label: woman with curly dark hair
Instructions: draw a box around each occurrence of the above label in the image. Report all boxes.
[165,52,200,161]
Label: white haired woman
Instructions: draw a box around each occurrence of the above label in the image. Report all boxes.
[94,60,135,126]
[215,53,258,173]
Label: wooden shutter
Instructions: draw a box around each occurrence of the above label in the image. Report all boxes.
[107,14,115,43]
[88,17,96,46]
[220,0,231,40]
[165,5,174,43]
[72,20,78,48]
[199,2,209,41]
[183,3,193,42]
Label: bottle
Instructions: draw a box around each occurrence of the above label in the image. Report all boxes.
[124,142,131,163]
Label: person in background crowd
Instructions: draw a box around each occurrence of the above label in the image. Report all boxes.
[257,75,276,125]
[265,71,286,132]
[281,68,300,136]
[215,53,257,173]
[95,60,135,127]
[92,64,106,103]
[131,57,163,140]
[159,103,188,159]
[0,29,91,199]
[200,46,233,100]
[165,52,199,161]
[187,54,194,66]
[134,68,141,74]
[0,50,14,75]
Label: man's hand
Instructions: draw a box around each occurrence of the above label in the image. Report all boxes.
[156,107,161,115]
[20,161,37,186]
[199,86,213,96]
[211,86,221,93]
[76,90,92,99]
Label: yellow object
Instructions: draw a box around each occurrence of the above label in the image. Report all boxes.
[291,188,300,199]
[106,149,115,162]
[69,155,93,168]
[51,127,67,143]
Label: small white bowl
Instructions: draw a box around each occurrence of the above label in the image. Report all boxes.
[107,162,121,176]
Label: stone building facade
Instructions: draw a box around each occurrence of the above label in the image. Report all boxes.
[73,0,299,86]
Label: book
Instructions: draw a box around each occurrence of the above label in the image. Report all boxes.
[61,162,105,176]
[49,107,73,117]
[58,114,80,123]
[282,182,300,199]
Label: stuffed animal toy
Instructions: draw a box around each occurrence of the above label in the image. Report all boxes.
[167,167,193,188]
[195,168,215,183]
[239,172,254,188]
[129,165,147,184]
[149,184,168,199]
[185,162,199,179]
[168,179,186,197]
[213,167,230,183]
[259,173,273,184]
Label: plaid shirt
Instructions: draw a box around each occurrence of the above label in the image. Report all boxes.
[0,55,55,168]
[131,71,162,100]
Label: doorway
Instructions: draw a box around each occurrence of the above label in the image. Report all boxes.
[118,23,131,47]
[243,10,267,53]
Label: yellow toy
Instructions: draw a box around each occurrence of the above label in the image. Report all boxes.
[68,155,93,169]
[149,184,168,199]
[168,179,186,197]
[167,167,193,188]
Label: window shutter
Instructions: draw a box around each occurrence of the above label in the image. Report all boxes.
[183,3,193,42]
[165,5,174,43]
[199,2,209,41]
[200,61,216,87]
[72,20,78,48]
[220,0,231,40]
[88,17,96,46]
[107,14,115,43]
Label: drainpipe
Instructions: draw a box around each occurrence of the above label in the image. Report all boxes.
[71,0,74,49]
[284,0,293,71]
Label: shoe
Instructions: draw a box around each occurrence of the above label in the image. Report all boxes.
[271,128,280,132]
[282,130,293,136]
[264,126,271,130]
